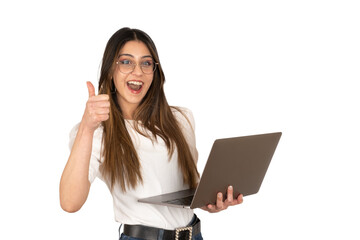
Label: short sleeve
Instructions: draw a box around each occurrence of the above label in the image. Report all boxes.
[172,107,199,164]
[69,123,104,183]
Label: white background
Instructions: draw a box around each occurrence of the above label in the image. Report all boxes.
[1,0,359,239]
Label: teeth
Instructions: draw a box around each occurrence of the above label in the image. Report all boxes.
[128,81,143,86]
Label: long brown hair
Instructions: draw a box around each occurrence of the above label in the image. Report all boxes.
[98,28,199,191]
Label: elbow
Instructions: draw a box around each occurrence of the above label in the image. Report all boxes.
[59,179,90,213]
[60,199,82,213]
[59,192,84,213]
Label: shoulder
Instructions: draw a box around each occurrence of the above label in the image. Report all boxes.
[69,123,104,149]
[171,106,195,131]
[171,106,192,116]
[69,122,104,138]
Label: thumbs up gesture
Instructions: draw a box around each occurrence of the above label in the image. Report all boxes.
[82,81,110,132]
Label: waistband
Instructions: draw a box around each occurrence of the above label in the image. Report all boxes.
[123,214,201,240]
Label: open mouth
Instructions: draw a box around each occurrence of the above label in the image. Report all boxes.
[127,80,143,92]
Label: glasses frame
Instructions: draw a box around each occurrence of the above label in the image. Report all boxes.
[115,59,159,75]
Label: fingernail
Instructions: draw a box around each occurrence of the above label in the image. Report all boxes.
[229,185,233,190]
[218,193,222,198]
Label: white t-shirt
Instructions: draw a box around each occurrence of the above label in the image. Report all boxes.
[69,107,198,230]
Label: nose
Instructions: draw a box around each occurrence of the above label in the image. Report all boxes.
[131,63,143,76]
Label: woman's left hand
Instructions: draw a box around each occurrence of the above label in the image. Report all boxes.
[200,186,243,213]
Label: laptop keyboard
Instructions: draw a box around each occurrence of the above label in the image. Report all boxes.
[163,195,194,206]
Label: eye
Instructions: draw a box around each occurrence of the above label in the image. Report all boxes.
[141,60,153,67]
[120,59,132,65]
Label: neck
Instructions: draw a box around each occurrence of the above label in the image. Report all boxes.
[118,100,138,120]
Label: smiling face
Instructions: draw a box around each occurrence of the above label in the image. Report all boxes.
[113,40,154,119]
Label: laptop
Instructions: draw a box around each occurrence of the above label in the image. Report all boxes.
[138,132,282,209]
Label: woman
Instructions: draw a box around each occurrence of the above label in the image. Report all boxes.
[60,27,243,240]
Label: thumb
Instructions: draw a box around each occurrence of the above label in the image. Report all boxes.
[86,81,96,97]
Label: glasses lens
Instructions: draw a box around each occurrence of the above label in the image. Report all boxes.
[141,60,156,74]
[118,60,134,74]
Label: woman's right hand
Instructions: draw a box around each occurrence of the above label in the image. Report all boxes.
[82,81,110,132]
[60,81,110,213]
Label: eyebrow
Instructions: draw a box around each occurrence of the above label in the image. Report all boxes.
[119,54,153,59]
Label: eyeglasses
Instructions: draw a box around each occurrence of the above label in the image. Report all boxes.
[115,59,158,74]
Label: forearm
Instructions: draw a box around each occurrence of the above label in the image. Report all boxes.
[60,122,94,212]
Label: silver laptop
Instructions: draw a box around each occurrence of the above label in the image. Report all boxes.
[138,132,282,209]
